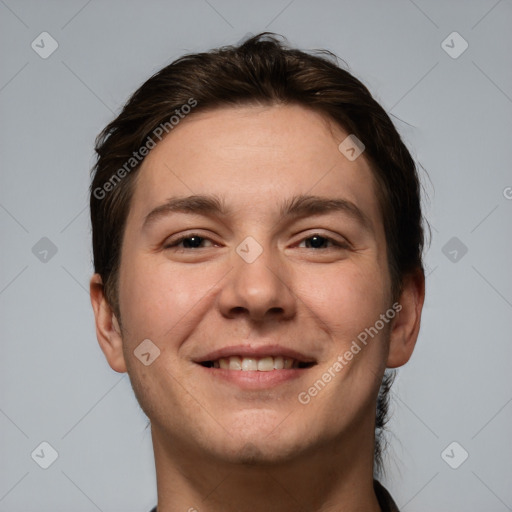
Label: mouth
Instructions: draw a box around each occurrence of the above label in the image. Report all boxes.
[199,356,315,371]
[193,345,317,389]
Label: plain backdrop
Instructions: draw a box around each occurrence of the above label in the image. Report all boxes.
[1,1,511,511]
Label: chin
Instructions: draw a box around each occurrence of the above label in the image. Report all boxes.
[214,430,307,467]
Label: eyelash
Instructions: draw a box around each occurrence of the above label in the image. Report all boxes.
[164,233,350,251]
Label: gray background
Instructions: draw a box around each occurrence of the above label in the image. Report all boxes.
[1,0,511,510]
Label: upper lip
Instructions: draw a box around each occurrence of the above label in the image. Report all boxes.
[194,344,316,364]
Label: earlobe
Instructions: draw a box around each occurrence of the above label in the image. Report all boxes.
[89,274,127,373]
[386,269,425,368]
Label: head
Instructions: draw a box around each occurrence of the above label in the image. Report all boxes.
[89,33,426,479]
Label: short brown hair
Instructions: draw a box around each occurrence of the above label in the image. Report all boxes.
[90,32,427,477]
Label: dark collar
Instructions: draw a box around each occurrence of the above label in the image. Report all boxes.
[149,480,400,512]
[374,479,400,512]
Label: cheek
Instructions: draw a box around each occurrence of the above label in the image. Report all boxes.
[118,254,220,343]
[300,261,389,340]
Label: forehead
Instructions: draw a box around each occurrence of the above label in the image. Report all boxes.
[127,104,382,231]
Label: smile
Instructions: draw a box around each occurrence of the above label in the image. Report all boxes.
[200,355,315,371]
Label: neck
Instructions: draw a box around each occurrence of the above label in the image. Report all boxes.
[151,418,382,512]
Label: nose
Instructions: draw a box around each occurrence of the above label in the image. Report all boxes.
[217,241,297,323]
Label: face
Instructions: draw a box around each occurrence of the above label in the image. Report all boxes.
[93,104,418,465]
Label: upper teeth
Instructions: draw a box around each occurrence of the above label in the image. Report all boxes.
[213,356,297,371]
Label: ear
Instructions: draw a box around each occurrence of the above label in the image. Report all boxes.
[387,268,425,368]
[90,273,127,373]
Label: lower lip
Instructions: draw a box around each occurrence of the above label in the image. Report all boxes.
[196,365,309,389]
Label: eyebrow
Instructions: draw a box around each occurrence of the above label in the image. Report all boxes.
[142,194,373,234]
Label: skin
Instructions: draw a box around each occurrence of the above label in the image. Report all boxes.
[90,104,425,512]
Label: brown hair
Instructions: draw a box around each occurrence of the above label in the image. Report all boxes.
[90,32,427,478]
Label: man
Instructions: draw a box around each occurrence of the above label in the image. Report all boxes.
[89,33,425,511]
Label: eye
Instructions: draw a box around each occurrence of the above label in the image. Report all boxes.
[163,232,350,251]
[297,234,349,250]
[164,233,215,250]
